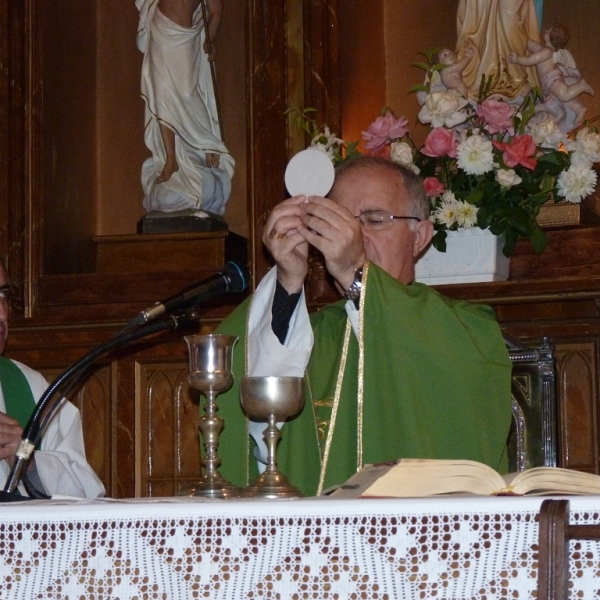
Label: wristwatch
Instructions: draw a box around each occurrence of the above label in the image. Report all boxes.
[344,267,364,301]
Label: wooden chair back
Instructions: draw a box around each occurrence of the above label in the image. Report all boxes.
[537,499,600,599]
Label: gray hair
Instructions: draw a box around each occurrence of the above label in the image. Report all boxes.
[331,155,430,220]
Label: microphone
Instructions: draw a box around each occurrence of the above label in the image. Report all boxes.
[128,262,250,327]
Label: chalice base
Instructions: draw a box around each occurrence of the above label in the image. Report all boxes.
[179,472,241,499]
[241,470,304,499]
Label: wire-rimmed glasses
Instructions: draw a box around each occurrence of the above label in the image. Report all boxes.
[355,210,421,231]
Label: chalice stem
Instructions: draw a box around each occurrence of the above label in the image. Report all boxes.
[199,390,224,480]
[265,415,281,475]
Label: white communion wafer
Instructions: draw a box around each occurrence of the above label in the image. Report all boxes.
[284,148,335,198]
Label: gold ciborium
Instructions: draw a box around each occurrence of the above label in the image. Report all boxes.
[180,334,240,499]
[240,376,304,499]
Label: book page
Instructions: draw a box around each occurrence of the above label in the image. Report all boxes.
[362,459,507,498]
[509,467,600,495]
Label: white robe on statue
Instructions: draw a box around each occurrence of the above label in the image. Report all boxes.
[0,360,105,498]
[137,0,234,215]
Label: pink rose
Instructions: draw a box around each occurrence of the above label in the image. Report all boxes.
[477,99,515,135]
[493,135,538,170]
[421,127,457,158]
[423,177,445,197]
[362,113,409,152]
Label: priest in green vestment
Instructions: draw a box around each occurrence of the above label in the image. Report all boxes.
[216,156,513,496]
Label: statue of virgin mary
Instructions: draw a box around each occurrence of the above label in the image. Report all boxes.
[456,0,541,98]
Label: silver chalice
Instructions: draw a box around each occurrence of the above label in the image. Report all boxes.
[180,334,241,499]
[240,376,305,499]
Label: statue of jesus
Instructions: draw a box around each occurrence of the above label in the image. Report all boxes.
[136,0,235,216]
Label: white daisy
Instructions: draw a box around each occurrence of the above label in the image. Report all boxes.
[557,164,598,203]
[455,201,479,228]
[434,192,460,228]
[457,134,494,175]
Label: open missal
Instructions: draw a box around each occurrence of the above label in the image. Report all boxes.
[329,459,600,498]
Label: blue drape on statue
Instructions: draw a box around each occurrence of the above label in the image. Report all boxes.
[535,0,543,29]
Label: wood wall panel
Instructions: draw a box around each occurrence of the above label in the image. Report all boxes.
[555,342,599,473]
[139,361,201,497]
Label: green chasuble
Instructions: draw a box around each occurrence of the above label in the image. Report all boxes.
[216,263,513,497]
[0,356,37,429]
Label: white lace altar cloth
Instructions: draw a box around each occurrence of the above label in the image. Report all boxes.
[1,495,600,599]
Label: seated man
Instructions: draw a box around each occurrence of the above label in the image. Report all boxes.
[0,260,105,498]
[217,156,513,496]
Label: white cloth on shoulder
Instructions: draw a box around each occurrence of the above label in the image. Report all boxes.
[0,360,105,499]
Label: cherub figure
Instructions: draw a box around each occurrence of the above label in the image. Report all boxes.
[508,23,594,130]
[437,46,475,98]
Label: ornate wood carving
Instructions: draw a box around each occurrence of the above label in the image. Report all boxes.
[137,361,201,497]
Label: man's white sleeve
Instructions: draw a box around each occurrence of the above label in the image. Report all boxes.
[247,267,313,377]
[15,362,105,498]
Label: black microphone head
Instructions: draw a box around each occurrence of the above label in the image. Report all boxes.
[222,262,251,293]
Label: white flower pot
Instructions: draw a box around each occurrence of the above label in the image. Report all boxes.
[415,228,509,285]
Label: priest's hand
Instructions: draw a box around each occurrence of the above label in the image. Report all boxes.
[299,196,365,293]
[263,195,310,294]
[0,411,22,462]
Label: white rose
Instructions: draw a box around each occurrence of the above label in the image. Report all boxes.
[495,168,522,188]
[571,128,600,166]
[418,90,468,128]
[529,117,565,150]
[388,142,419,174]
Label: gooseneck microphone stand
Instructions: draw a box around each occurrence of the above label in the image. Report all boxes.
[2,310,198,499]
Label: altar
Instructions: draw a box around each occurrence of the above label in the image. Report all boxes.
[1,495,599,599]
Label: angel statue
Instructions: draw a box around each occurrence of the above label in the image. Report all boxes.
[509,23,595,132]
[136,0,235,218]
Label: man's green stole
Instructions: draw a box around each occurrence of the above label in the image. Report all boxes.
[0,356,36,428]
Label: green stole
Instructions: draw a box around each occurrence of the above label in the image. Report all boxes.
[216,263,513,496]
[0,356,37,429]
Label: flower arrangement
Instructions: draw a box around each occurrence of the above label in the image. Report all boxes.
[360,48,599,256]
[286,106,360,166]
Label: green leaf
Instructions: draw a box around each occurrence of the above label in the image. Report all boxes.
[465,189,484,204]
[502,237,517,257]
[530,226,548,254]
[477,207,494,229]
[411,61,431,72]
[431,230,447,252]
[409,84,428,94]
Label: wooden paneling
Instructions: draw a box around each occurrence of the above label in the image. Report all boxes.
[555,342,598,473]
[137,360,201,497]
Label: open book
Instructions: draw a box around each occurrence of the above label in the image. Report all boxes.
[329,459,600,498]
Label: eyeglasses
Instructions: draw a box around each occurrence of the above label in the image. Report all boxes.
[0,285,10,305]
[355,210,421,230]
